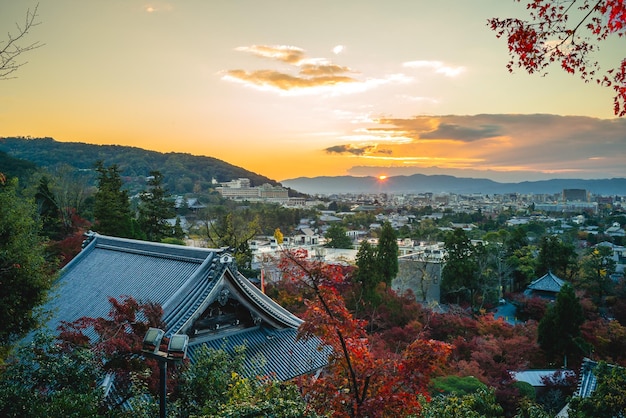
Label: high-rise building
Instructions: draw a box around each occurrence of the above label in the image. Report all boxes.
[563,189,588,202]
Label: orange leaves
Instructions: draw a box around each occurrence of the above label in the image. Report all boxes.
[279,250,451,417]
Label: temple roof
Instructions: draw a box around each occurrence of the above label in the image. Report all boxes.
[42,233,328,380]
[526,271,566,293]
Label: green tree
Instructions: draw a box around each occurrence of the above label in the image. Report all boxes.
[568,362,626,418]
[175,345,315,418]
[93,161,134,238]
[0,177,55,357]
[475,241,509,307]
[421,387,504,418]
[324,223,353,249]
[354,240,381,303]
[537,283,587,366]
[578,245,616,305]
[412,218,441,242]
[0,332,104,417]
[137,171,176,242]
[175,345,247,416]
[535,235,577,280]
[32,166,92,242]
[441,228,479,308]
[430,375,487,396]
[377,221,398,286]
[203,209,259,272]
[505,227,529,257]
[35,175,63,240]
[508,245,538,291]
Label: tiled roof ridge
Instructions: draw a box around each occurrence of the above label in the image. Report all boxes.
[527,270,566,291]
[166,259,235,336]
[162,255,219,334]
[576,357,599,398]
[231,271,303,328]
[95,242,206,264]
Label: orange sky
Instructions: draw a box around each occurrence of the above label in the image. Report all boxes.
[1,1,624,183]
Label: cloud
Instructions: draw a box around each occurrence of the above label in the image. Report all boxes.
[403,60,466,77]
[333,45,345,55]
[325,144,373,155]
[299,61,353,77]
[419,123,502,141]
[235,45,306,64]
[223,44,405,95]
[325,115,626,180]
[223,69,358,91]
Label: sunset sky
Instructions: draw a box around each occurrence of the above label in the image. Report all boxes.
[1,1,624,183]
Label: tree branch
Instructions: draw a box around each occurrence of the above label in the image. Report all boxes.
[0,4,43,80]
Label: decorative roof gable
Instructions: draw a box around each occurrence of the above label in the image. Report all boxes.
[527,271,566,293]
[42,233,327,380]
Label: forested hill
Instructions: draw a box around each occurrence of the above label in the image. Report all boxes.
[0,150,38,181]
[0,137,280,195]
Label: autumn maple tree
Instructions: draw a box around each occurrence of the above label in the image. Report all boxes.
[278,250,451,418]
[489,0,626,116]
[58,296,170,409]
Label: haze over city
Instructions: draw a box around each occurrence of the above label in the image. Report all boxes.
[1,1,624,183]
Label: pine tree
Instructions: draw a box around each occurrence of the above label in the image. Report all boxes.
[34,175,63,240]
[538,283,587,366]
[376,221,398,286]
[441,228,479,307]
[535,235,577,280]
[93,161,134,238]
[137,171,176,242]
[354,240,380,298]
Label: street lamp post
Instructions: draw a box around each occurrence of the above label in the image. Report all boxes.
[142,328,189,418]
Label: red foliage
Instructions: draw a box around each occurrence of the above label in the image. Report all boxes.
[428,311,544,412]
[513,295,548,321]
[48,231,87,267]
[280,250,451,417]
[423,308,479,342]
[58,296,171,404]
[489,0,626,116]
[581,318,626,365]
[47,211,92,267]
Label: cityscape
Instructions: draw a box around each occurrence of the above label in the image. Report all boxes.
[2,1,626,417]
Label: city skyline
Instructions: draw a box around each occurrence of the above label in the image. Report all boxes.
[1,1,624,183]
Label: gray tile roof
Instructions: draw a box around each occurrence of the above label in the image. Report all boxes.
[511,369,575,387]
[527,271,566,293]
[45,235,220,337]
[42,233,328,380]
[189,327,329,381]
[576,358,599,399]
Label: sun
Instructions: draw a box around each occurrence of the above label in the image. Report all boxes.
[378,175,387,181]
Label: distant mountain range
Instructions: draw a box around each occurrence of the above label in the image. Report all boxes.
[281,175,626,196]
[2,137,624,197]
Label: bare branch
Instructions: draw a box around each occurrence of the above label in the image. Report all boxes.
[0,3,43,80]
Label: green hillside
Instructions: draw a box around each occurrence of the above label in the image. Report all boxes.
[0,150,38,182]
[0,137,282,195]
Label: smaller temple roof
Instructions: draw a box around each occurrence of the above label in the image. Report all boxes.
[511,369,575,387]
[527,271,566,294]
